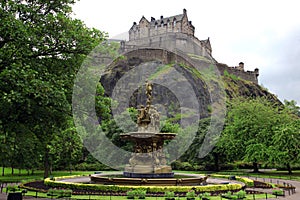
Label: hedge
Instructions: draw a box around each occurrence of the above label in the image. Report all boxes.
[44,176,243,193]
[209,174,254,187]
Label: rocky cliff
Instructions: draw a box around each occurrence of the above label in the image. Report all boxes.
[100,48,280,121]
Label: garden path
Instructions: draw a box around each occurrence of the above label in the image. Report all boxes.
[248,177,300,200]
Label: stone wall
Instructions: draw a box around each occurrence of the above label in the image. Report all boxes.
[216,63,259,83]
[181,14,194,36]
[124,32,213,60]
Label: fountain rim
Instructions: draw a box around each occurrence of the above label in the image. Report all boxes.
[90,172,210,186]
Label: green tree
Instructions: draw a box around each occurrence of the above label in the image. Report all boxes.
[0,0,105,177]
[284,99,300,116]
[270,117,300,174]
[48,122,83,173]
[218,97,281,172]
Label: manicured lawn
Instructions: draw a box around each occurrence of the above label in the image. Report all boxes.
[215,170,300,181]
[2,167,298,183]
[0,167,93,182]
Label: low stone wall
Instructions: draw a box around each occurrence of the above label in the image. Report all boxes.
[216,63,259,84]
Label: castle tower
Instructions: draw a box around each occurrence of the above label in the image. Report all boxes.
[129,9,195,41]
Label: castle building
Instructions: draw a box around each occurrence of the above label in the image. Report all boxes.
[129,9,194,40]
[125,9,213,58]
[117,9,259,83]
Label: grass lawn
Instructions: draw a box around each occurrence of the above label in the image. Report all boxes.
[2,167,299,182]
[0,167,93,182]
[214,170,300,181]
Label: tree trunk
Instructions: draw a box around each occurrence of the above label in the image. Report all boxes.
[50,164,52,175]
[11,166,14,175]
[69,163,72,174]
[253,162,259,173]
[44,151,50,178]
[2,166,4,176]
[287,163,292,175]
[213,152,220,172]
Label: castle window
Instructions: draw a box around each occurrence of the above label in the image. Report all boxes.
[155,25,158,30]
[173,20,176,27]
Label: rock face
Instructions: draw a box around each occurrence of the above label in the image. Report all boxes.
[100,48,279,121]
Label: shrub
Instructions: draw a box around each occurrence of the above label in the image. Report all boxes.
[171,161,195,171]
[186,190,196,200]
[6,185,19,192]
[225,191,232,197]
[136,189,146,199]
[164,191,175,200]
[236,190,246,198]
[126,189,146,199]
[272,189,284,196]
[126,190,136,199]
[210,174,254,187]
[198,192,210,200]
[47,189,72,198]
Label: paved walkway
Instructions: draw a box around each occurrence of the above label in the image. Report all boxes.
[250,177,300,200]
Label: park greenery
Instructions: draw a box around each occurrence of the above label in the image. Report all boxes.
[0,0,107,178]
[0,0,300,188]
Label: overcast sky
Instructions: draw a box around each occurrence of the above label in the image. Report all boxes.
[73,0,300,104]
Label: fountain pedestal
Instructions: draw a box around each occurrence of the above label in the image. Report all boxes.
[120,81,177,178]
[121,131,176,178]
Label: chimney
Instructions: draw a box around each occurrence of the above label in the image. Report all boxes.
[133,22,137,25]
[151,17,155,22]
[183,8,187,14]
[160,15,163,19]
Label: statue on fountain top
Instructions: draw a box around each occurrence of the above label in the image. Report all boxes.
[137,81,159,132]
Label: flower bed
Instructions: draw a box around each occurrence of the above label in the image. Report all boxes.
[44,175,243,194]
[210,174,254,187]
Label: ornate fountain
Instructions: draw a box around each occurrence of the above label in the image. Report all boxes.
[91,81,207,185]
[121,81,176,178]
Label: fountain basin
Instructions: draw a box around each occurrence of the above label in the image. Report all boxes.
[90,173,208,186]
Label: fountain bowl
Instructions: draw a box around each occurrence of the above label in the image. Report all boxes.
[90,172,208,186]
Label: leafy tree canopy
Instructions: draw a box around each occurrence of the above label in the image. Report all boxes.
[0,0,106,177]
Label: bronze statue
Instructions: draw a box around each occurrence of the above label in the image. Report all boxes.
[137,81,153,127]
